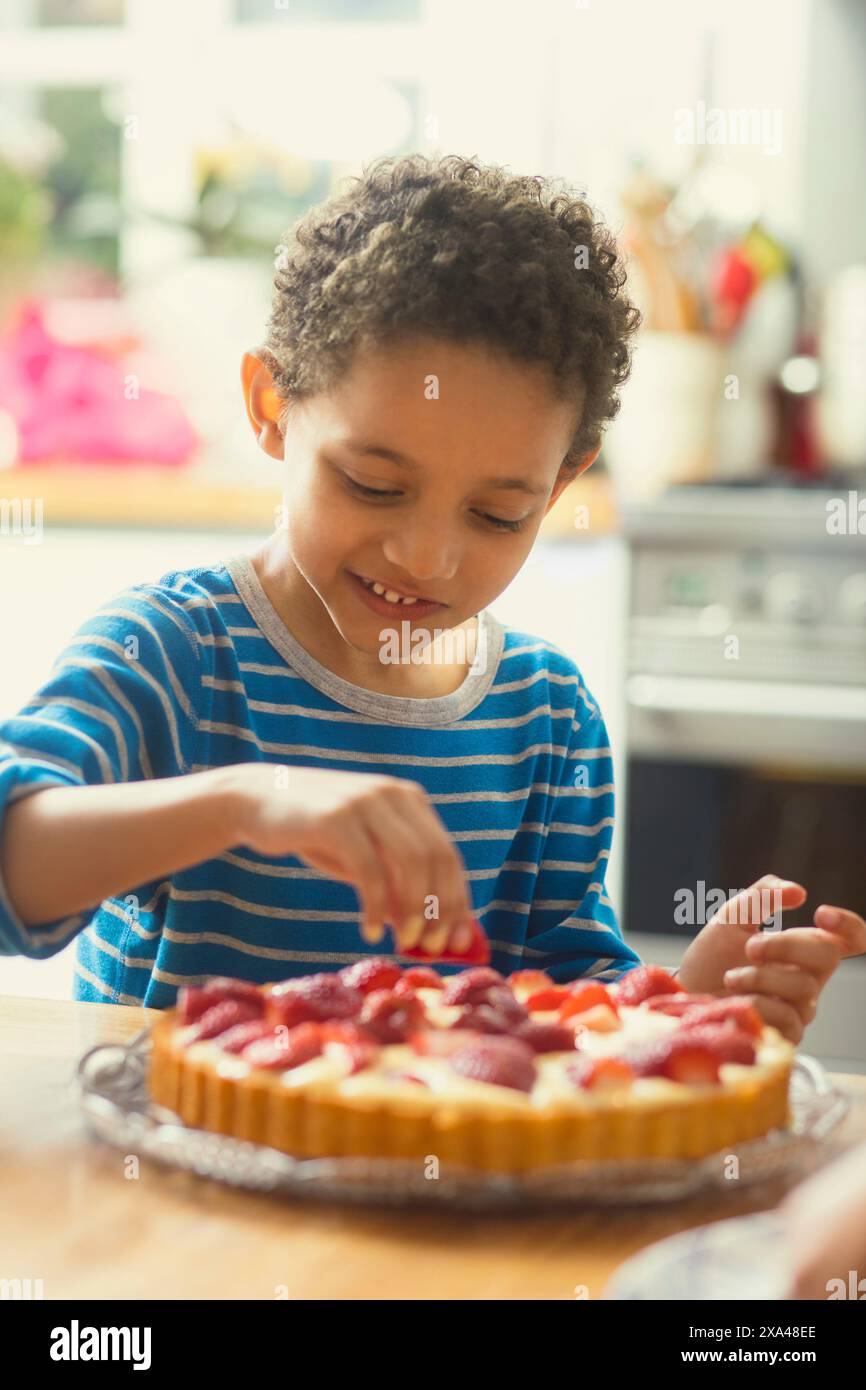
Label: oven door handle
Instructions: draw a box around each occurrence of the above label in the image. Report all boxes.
[627,675,866,723]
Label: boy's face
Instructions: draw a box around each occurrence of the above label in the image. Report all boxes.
[242,335,592,660]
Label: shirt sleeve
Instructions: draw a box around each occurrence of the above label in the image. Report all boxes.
[523,689,643,985]
[0,584,201,959]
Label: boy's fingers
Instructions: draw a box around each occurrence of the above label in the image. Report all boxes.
[375,787,471,951]
[814,904,866,958]
[360,798,434,946]
[739,992,804,1044]
[707,875,806,931]
[745,926,843,982]
[724,962,820,1014]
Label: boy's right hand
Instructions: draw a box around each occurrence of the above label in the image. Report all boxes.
[227,763,476,957]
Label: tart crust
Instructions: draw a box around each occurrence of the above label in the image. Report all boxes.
[148,1009,794,1174]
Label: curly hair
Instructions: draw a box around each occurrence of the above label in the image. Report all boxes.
[259,153,641,475]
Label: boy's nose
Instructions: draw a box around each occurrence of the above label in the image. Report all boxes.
[382,528,460,586]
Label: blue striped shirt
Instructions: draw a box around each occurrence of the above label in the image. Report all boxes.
[0,553,642,1006]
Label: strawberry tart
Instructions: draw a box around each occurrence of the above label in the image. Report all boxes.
[147,963,794,1174]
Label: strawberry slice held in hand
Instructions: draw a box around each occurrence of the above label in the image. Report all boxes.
[401,916,491,965]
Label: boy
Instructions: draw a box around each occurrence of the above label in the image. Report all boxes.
[0,154,861,1031]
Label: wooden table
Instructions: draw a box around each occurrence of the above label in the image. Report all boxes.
[2,997,865,1301]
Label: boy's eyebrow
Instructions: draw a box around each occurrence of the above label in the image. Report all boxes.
[338,440,549,497]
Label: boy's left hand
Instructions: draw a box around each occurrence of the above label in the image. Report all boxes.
[678,875,866,1044]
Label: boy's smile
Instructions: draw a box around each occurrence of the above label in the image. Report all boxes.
[242,335,591,697]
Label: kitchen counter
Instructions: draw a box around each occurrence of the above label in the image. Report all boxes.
[2,996,865,1301]
[0,465,617,536]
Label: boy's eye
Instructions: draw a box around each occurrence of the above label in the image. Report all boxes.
[342,472,528,531]
[344,476,401,499]
[478,513,528,532]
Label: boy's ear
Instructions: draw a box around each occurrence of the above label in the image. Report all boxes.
[544,446,601,513]
[241,352,285,460]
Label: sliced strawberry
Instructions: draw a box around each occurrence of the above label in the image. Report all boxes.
[449,1036,537,1093]
[480,985,527,1020]
[571,1003,622,1033]
[645,992,716,1016]
[677,1023,757,1066]
[409,1028,476,1057]
[176,977,264,1024]
[627,1034,721,1085]
[186,997,262,1042]
[339,957,402,995]
[613,965,685,1006]
[396,967,444,992]
[507,969,553,994]
[567,1056,635,1090]
[440,967,506,1007]
[359,988,426,1043]
[402,916,490,965]
[679,996,763,1038]
[215,1019,274,1054]
[266,973,363,1027]
[241,1022,324,1071]
[514,1019,578,1053]
[319,1021,378,1074]
[453,1004,516,1035]
[525,986,573,1012]
[558,982,618,1021]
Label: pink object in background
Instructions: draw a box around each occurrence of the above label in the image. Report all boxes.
[0,300,199,466]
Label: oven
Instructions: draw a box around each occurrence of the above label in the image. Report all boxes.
[621,485,866,942]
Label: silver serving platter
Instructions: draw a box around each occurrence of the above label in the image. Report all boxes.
[76,1028,850,1210]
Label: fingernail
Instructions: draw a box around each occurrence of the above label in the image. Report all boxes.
[452,923,474,954]
[817,906,840,927]
[400,914,425,949]
[724,968,745,981]
[421,924,449,955]
[360,919,384,944]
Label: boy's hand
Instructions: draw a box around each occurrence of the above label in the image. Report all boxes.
[228,762,476,957]
[677,875,856,1043]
